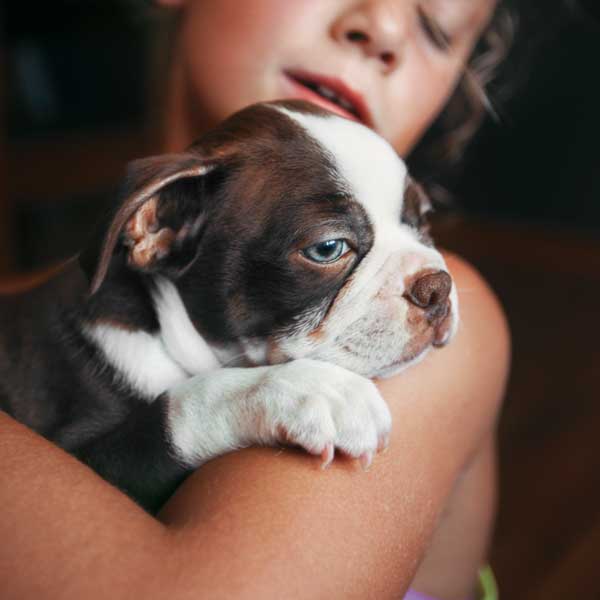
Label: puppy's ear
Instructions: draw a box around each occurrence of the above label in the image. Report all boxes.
[81,153,220,294]
[401,177,433,240]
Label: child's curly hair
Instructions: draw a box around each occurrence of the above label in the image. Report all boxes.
[409,0,517,177]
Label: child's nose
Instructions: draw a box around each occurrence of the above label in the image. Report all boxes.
[331,1,409,73]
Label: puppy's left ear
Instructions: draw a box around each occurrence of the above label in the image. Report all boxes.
[82,152,220,294]
[401,177,433,241]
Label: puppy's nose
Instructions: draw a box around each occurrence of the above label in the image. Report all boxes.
[405,270,452,311]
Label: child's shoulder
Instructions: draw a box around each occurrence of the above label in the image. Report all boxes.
[442,250,511,383]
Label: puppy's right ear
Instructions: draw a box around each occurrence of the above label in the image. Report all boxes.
[81,152,221,294]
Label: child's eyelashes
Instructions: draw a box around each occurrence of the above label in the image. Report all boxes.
[417,6,453,53]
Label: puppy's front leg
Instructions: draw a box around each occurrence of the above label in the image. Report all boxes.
[166,358,391,471]
[75,359,390,513]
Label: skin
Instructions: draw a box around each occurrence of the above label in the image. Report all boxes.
[0,1,507,599]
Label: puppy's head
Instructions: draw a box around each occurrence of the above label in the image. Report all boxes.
[84,100,458,378]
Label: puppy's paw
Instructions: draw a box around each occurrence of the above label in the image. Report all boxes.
[255,359,391,469]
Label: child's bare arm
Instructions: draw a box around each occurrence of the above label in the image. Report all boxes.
[0,254,509,600]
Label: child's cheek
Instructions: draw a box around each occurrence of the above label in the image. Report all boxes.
[179,1,313,126]
[386,55,464,156]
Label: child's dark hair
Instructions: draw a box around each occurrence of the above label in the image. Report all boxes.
[409,0,517,178]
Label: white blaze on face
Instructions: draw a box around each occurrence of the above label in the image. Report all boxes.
[277,107,407,227]
[274,106,457,377]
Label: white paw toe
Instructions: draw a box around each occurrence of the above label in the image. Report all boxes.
[261,359,392,468]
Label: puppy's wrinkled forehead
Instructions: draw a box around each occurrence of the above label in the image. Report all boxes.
[273,103,407,226]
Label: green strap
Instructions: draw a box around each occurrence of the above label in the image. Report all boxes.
[478,565,499,600]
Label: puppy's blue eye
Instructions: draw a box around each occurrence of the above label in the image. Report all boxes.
[303,239,349,264]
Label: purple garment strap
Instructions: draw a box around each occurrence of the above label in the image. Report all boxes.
[403,590,441,600]
[404,589,474,600]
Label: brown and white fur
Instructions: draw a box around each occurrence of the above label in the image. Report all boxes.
[0,101,458,512]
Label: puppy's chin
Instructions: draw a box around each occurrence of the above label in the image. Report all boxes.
[379,320,460,379]
[369,350,431,380]
[354,314,460,380]
[363,335,434,380]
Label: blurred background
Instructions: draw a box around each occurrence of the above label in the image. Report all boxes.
[1,1,599,597]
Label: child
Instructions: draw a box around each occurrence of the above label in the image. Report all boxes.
[0,2,513,599]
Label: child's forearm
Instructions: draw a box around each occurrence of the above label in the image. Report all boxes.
[0,411,172,599]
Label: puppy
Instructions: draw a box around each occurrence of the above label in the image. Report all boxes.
[0,101,458,512]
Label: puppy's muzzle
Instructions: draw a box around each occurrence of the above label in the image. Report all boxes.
[404,270,453,347]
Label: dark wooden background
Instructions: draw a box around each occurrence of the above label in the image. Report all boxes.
[436,219,600,599]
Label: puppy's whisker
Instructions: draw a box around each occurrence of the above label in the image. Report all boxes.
[220,352,248,368]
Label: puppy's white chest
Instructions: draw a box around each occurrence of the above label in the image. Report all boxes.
[83,324,189,400]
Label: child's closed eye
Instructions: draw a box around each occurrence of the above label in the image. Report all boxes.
[417,5,453,52]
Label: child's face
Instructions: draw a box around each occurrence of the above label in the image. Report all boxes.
[163,0,497,155]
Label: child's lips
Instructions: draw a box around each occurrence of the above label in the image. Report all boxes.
[282,70,374,128]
